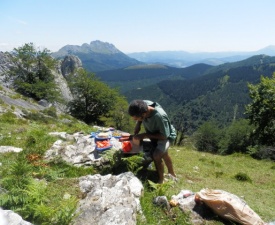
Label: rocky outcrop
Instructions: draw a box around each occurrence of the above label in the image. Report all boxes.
[0,51,13,86]
[0,146,23,153]
[0,85,46,115]
[52,63,73,104]
[61,55,82,78]
[0,51,83,110]
[53,55,82,104]
[44,131,112,167]
[73,172,143,225]
[0,208,33,225]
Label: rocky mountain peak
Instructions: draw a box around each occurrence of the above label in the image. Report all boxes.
[88,40,121,54]
[55,40,121,57]
[52,40,141,72]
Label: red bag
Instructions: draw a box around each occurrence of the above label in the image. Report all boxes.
[122,141,132,152]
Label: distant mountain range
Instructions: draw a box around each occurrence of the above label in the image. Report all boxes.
[52,40,275,72]
[127,45,275,68]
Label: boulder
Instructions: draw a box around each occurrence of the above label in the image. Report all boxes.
[0,208,33,225]
[72,172,143,225]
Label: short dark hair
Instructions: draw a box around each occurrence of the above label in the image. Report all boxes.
[128,100,148,117]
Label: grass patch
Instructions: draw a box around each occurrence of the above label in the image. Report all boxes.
[169,144,275,222]
[0,112,95,224]
[137,183,191,225]
[47,160,94,178]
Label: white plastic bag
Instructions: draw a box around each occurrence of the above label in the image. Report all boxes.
[195,189,266,225]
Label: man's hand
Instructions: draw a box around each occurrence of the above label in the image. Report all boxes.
[133,133,146,141]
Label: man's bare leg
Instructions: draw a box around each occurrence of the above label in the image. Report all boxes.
[163,151,176,177]
[153,150,165,184]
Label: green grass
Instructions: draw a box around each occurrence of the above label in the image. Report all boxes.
[137,183,192,225]
[0,110,274,224]
[165,144,275,222]
[0,110,96,224]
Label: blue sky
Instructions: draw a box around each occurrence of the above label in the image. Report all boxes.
[1,0,275,53]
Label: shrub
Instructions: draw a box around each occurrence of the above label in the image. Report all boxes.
[24,111,55,123]
[0,155,33,210]
[215,171,224,178]
[234,172,252,182]
[121,154,144,175]
[193,121,221,153]
[218,119,254,155]
[41,106,57,118]
[249,145,275,161]
[23,129,57,155]
[0,111,17,123]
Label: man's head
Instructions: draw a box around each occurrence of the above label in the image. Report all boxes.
[128,100,148,121]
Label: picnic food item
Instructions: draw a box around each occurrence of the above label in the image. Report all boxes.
[119,133,132,142]
[97,132,109,138]
[119,137,130,142]
[121,132,130,137]
[122,141,132,152]
[112,131,121,137]
[96,140,111,149]
[96,140,110,148]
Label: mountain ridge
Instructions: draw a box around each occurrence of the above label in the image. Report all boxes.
[54,40,122,55]
[127,45,275,67]
[52,40,143,72]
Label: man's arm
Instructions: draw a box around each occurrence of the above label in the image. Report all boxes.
[134,132,166,141]
[134,121,142,135]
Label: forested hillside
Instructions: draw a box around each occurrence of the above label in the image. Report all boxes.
[95,63,213,93]
[123,55,275,132]
[95,64,180,92]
